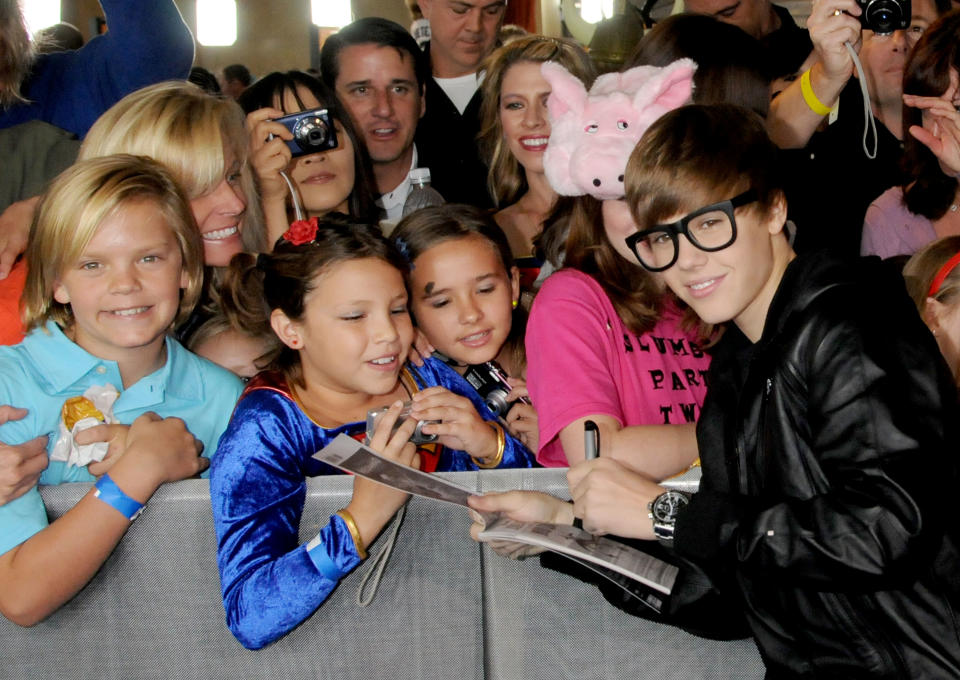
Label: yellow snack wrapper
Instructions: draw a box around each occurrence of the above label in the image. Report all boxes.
[62,396,106,431]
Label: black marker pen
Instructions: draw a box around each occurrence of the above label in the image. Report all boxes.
[584,420,599,460]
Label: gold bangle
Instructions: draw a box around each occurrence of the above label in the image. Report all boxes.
[472,421,505,469]
[335,509,367,559]
[800,68,834,117]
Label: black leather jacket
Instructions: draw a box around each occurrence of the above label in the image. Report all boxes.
[675,253,960,678]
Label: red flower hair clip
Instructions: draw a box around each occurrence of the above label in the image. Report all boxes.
[282,217,319,246]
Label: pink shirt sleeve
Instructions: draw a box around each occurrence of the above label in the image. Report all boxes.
[526,270,710,468]
[527,271,626,467]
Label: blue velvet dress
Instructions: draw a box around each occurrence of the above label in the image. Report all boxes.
[210,358,535,649]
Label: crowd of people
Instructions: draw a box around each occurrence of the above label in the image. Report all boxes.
[1,0,960,674]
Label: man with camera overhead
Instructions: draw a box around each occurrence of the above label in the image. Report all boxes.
[769,0,949,256]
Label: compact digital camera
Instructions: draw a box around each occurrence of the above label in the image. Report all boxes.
[857,0,910,34]
[365,402,438,445]
[270,108,338,158]
[463,361,529,418]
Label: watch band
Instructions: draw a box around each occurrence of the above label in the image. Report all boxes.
[648,490,690,544]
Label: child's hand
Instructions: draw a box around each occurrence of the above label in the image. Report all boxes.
[406,329,435,367]
[111,413,207,495]
[75,424,131,478]
[410,387,500,464]
[504,378,538,453]
[246,107,294,203]
[347,401,419,548]
[366,400,420,470]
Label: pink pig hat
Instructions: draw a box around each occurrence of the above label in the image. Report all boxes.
[541,58,697,201]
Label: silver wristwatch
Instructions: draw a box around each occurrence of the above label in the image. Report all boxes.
[648,490,690,544]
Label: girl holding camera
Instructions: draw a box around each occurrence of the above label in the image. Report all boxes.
[391,204,539,452]
[211,215,534,649]
[239,71,379,244]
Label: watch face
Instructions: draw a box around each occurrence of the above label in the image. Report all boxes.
[652,490,689,522]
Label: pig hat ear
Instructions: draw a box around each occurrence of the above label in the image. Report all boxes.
[541,61,587,119]
[541,61,589,196]
[630,58,697,113]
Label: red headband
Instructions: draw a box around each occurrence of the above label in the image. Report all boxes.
[928,250,960,297]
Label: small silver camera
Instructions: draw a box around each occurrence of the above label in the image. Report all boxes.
[270,107,338,158]
[365,402,439,445]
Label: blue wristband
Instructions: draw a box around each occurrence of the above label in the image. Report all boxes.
[306,532,345,581]
[94,474,145,521]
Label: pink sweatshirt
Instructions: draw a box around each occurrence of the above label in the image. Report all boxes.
[527,269,710,467]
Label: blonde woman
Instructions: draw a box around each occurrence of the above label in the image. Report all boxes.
[0,80,268,270]
[76,80,271,350]
[79,80,266,264]
[478,36,595,262]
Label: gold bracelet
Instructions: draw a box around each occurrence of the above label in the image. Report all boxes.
[472,421,505,469]
[800,68,834,117]
[335,509,367,559]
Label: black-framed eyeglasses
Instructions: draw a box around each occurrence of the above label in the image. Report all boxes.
[625,189,758,272]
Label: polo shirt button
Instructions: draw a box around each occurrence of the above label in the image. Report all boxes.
[96,365,107,374]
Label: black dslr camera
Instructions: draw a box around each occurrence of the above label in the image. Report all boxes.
[857,0,910,34]
[463,361,530,418]
[270,108,338,158]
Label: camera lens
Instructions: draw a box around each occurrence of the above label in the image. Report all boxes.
[485,389,510,418]
[412,420,439,444]
[864,0,903,34]
[293,116,329,151]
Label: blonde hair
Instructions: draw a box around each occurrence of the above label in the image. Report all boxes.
[478,36,595,208]
[903,236,960,312]
[22,154,204,332]
[79,81,266,252]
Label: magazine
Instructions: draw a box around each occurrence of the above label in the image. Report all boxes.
[314,433,474,507]
[314,433,683,607]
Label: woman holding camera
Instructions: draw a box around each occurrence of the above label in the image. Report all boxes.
[239,71,379,244]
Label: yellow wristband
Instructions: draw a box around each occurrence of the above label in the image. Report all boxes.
[336,509,367,559]
[800,69,834,116]
[472,421,506,469]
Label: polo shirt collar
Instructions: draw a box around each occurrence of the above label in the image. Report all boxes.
[24,322,201,405]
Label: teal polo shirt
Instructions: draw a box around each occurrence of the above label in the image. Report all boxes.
[0,322,243,556]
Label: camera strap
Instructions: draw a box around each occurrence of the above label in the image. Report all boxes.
[845,40,879,160]
[355,504,407,607]
[279,170,307,221]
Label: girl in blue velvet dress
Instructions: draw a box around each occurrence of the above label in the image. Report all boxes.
[211,214,535,649]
